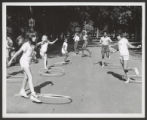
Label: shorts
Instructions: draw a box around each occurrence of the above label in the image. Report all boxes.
[120,55,129,61]
[82,41,88,49]
[40,51,46,57]
[62,50,67,55]
[20,59,30,68]
[101,45,110,54]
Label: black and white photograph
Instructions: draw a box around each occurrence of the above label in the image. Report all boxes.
[2,2,145,118]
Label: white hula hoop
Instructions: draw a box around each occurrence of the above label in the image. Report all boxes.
[39,67,65,77]
[127,75,142,83]
[130,58,142,61]
[129,79,142,83]
[51,61,72,67]
[37,93,72,104]
[103,66,122,69]
[128,75,142,78]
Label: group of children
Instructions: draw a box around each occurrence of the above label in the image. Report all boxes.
[99,32,141,83]
[7,30,141,103]
[73,30,92,57]
[7,33,71,103]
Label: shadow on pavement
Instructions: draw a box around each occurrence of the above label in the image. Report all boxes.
[34,81,54,93]
[26,81,54,94]
[107,71,125,81]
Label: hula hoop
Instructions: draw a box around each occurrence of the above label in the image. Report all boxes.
[130,58,142,61]
[127,75,142,78]
[103,67,121,69]
[39,67,65,77]
[51,61,72,67]
[103,65,122,69]
[37,93,72,104]
[128,79,142,84]
[123,74,142,83]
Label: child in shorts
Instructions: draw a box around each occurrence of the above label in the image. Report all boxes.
[100,31,112,67]
[73,32,80,54]
[61,37,70,62]
[117,34,141,83]
[8,37,41,103]
[81,31,92,57]
[37,35,58,69]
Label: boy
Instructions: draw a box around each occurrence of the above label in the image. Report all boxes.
[73,32,80,54]
[37,35,58,69]
[81,31,92,57]
[117,34,141,83]
[61,37,70,62]
[100,31,112,67]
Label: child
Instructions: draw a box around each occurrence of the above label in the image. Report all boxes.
[73,32,80,54]
[100,31,112,67]
[61,37,69,62]
[37,35,58,69]
[117,34,141,83]
[6,36,15,63]
[8,37,41,103]
[81,31,92,57]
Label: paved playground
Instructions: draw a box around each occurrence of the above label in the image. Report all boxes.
[6,44,142,114]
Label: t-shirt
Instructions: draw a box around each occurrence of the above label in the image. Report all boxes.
[118,38,129,56]
[20,42,34,64]
[100,36,112,46]
[83,34,88,41]
[73,35,80,42]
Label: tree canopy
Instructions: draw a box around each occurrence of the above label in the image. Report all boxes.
[7,6,142,41]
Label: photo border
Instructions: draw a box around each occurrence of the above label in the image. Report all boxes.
[1,0,146,119]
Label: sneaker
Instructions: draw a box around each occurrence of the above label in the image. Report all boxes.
[134,67,139,76]
[30,94,41,103]
[17,90,29,98]
[125,78,130,83]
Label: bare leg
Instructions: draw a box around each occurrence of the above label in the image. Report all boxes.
[106,51,110,59]
[121,59,130,83]
[20,70,28,90]
[85,48,91,57]
[23,67,35,94]
[23,67,41,102]
[76,41,79,53]
[101,52,105,67]
[74,41,78,53]
[81,44,85,56]
[64,53,68,62]
[44,54,48,69]
[18,69,29,98]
